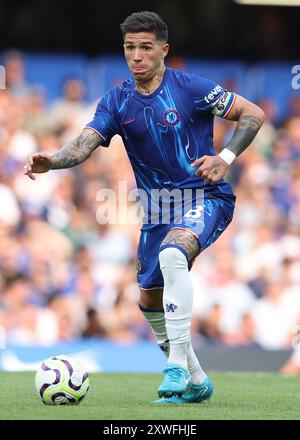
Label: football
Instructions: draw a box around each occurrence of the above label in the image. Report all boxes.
[35,355,89,405]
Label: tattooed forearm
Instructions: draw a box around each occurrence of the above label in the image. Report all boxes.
[225,115,264,157]
[50,130,103,169]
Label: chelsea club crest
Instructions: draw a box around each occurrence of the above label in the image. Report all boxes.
[163,109,181,126]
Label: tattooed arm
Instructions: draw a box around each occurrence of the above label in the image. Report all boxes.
[222,94,265,157]
[192,95,265,184]
[24,128,104,180]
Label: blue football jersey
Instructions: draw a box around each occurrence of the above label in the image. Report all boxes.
[87,67,236,223]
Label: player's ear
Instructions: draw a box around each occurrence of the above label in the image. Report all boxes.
[162,43,169,59]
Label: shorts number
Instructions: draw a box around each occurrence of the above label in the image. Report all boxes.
[184,205,203,219]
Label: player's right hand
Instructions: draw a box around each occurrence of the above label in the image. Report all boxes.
[24,153,53,180]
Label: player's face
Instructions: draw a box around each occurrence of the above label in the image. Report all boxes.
[124,32,169,83]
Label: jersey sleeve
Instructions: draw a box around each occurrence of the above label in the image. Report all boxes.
[192,75,236,117]
[86,90,120,147]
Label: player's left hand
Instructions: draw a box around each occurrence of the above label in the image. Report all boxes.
[191,155,229,184]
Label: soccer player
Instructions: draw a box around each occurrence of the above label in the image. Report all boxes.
[24,11,265,404]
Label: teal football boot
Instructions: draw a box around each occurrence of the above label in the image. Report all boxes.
[157,363,191,398]
[154,376,213,404]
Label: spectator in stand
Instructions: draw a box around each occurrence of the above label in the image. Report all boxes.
[3,50,33,99]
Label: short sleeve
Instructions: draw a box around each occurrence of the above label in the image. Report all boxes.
[86,90,120,147]
[192,76,236,117]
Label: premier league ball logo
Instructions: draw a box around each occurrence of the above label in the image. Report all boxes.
[163,109,181,126]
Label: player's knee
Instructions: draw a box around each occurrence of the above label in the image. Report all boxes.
[159,247,188,272]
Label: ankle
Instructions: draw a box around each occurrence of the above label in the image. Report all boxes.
[168,342,188,370]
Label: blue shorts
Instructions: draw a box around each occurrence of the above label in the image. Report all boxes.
[136,186,236,290]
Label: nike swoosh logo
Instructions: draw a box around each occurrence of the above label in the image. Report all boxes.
[200,386,208,396]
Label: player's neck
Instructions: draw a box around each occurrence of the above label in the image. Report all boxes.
[136,65,166,95]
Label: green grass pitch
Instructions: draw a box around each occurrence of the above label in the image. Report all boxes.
[1,371,299,420]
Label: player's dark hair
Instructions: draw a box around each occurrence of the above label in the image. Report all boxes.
[120,11,168,42]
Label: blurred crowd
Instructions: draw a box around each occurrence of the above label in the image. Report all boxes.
[1,51,300,373]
